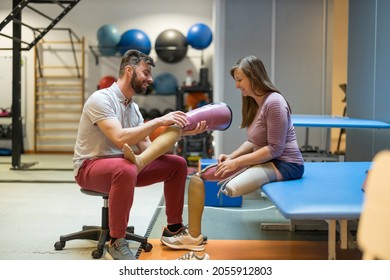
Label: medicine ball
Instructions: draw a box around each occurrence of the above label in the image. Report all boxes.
[155,29,188,63]
[163,108,174,115]
[149,126,168,142]
[98,76,116,89]
[148,109,162,119]
[139,108,149,119]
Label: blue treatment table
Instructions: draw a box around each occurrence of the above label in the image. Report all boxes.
[292,114,390,129]
[262,161,371,260]
[291,114,390,155]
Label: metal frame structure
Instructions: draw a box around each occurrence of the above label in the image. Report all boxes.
[0,0,80,169]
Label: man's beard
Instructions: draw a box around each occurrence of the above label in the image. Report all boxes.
[131,71,146,94]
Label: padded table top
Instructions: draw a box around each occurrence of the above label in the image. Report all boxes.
[291,114,390,129]
[262,162,371,220]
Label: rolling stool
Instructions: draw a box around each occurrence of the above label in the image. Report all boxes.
[54,189,153,259]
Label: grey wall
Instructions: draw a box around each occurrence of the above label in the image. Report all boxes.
[219,0,331,154]
[347,0,390,161]
[221,0,274,152]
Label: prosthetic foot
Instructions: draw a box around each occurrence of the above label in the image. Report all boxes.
[123,143,145,172]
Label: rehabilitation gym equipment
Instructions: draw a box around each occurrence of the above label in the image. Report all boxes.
[0,0,80,169]
[182,102,232,132]
[117,28,152,56]
[98,75,116,89]
[155,29,188,63]
[180,102,231,166]
[153,72,178,95]
[187,23,213,50]
[96,24,120,56]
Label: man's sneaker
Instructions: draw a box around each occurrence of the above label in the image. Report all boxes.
[177,251,210,260]
[105,238,136,260]
[161,226,208,244]
[161,227,205,251]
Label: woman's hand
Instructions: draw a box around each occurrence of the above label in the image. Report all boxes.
[214,158,239,177]
[218,153,230,163]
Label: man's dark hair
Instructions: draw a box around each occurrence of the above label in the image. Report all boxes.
[118,49,155,77]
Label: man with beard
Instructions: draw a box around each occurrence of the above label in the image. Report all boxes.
[73,49,207,260]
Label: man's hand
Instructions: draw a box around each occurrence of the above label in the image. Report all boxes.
[181,121,208,136]
[158,111,188,128]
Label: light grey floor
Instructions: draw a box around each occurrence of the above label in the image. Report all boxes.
[0,154,330,261]
[0,154,163,260]
[149,187,330,242]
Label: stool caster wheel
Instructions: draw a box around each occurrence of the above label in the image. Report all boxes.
[92,249,103,259]
[54,241,65,251]
[127,226,135,233]
[143,242,153,252]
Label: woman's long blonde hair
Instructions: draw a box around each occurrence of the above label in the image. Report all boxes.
[230,55,290,128]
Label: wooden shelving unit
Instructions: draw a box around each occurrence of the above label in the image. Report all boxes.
[34,36,85,152]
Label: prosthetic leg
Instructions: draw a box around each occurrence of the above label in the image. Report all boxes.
[187,174,205,238]
[187,163,278,239]
[183,102,232,131]
[123,102,232,171]
[123,125,181,172]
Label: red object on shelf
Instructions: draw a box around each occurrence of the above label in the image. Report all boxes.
[98,76,116,89]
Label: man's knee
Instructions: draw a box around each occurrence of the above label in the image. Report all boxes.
[113,161,137,182]
[164,154,187,165]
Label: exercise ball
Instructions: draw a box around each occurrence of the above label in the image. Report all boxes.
[97,24,120,56]
[153,72,178,95]
[139,108,149,119]
[149,126,168,141]
[187,23,213,50]
[155,29,188,63]
[163,108,174,115]
[148,109,162,119]
[98,44,118,56]
[117,29,152,56]
[98,75,116,89]
[186,92,208,109]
